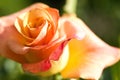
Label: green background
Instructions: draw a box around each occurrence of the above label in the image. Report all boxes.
[0,0,120,80]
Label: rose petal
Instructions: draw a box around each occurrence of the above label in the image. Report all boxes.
[61,39,120,80]
[61,16,120,80]
[23,38,68,63]
[42,8,59,44]
[27,21,48,46]
[22,59,51,73]
[15,14,34,42]
[22,45,69,76]
[0,21,29,63]
[58,16,85,41]
[45,8,59,29]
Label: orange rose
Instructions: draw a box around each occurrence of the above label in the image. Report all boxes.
[0,3,85,76]
[0,3,120,80]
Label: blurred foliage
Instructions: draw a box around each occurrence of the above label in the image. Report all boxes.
[76,0,120,46]
[0,0,120,80]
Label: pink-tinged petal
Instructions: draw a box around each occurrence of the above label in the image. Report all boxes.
[61,16,120,80]
[58,16,85,41]
[22,59,51,73]
[22,45,69,76]
[22,38,68,64]
[0,19,29,63]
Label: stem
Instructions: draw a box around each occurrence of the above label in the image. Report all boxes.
[64,0,78,14]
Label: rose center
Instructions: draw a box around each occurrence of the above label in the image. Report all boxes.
[27,18,46,38]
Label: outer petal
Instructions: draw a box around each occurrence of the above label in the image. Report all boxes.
[22,45,69,76]
[61,15,120,80]
[58,15,85,40]
[0,18,29,63]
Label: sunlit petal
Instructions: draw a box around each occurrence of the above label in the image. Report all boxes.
[61,16,120,80]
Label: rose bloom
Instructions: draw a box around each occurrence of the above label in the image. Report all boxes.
[0,3,120,80]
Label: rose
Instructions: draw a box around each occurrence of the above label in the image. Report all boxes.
[0,3,85,77]
[0,3,52,63]
[0,3,120,80]
[14,4,85,75]
[14,4,60,63]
